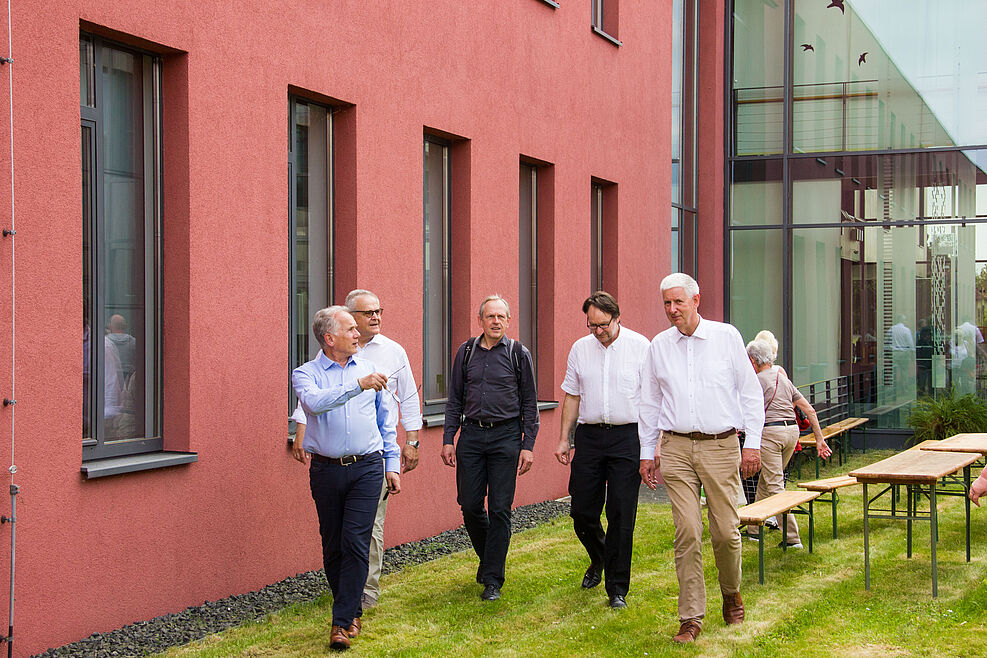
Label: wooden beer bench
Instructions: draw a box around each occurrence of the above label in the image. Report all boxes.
[738,490,820,584]
[797,475,859,539]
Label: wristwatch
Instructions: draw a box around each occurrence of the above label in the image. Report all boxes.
[406,439,420,448]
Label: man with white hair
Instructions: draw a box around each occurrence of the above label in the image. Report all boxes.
[345,288,422,610]
[638,273,764,643]
[292,306,401,651]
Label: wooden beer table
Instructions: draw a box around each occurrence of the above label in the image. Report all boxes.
[849,449,980,597]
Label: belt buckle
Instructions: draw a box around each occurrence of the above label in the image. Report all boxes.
[340,455,358,466]
[478,419,494,429]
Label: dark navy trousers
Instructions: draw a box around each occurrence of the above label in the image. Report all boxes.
[309,452,383,628]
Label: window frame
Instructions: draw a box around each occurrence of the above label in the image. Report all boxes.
[423,134,453,409]
[81,32,164,461]
[519,162,538,379]
[288,95,335,419]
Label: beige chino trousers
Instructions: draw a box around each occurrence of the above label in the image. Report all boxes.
[659,432,743,623]
[364,475,389,602]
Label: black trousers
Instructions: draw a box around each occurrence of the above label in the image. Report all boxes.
[568,423,640,597]
[309,452,383,628]
[456,420,522,588]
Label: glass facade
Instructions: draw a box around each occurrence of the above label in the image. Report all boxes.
[672,0,697,274]
[728,1,987,434]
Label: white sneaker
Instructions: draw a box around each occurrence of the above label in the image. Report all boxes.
[778,541,803,549]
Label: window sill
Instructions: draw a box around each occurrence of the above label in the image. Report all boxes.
[537,0,560,8]
[591,26,622,47]
[422,400,560,428]
[81,451,198,479]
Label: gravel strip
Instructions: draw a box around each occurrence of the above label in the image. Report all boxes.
[34,499,570,658]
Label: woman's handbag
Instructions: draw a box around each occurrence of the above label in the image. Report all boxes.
[794,404,811,431]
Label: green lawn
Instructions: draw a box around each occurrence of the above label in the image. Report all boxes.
[162,451,987,657]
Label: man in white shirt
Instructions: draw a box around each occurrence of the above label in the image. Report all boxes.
[638,273,764,643]
[555,291,650,610]
[346,289,423,610]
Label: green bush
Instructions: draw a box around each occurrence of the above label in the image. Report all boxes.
[906,387,987,444]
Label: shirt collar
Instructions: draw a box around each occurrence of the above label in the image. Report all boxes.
[479,335,508,350]
[675,315,708,341]
[317,349,355,370]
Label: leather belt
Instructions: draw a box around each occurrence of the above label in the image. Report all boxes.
[463,416,519,429]
[667,429,737,441]
[310,451,381,466]
[764,420,796,427]
[585,422,637,431]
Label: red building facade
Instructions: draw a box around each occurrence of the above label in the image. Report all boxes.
[0,1,726,653]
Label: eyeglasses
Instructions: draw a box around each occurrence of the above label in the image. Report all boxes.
[354,308,383,318]
[587,317,614,331]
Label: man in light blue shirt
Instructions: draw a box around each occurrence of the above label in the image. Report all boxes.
[292,305,401,651]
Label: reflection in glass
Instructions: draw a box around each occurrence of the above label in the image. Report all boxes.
[730,228,784,348]
[731,160,783,226]
[733,0,784,155]
[424,139,450,402]
[792,0,986,152]
[590,182,603,292]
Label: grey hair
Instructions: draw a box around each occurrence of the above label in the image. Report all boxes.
[478,294,511,318]
[754,329,779,360]
[313,306,351,348]
[345,289,378,309]
[660,273,700,298]
[746,339,776,366]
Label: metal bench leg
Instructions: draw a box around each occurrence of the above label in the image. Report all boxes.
[758,524,765,585]
[832,491,839,540]
[965,465,972,563]
[808,500,814,553]
[863,483,870,590]
[907,484,913,558]
[931,484,938,598]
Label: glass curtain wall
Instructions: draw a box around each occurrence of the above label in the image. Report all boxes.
[729,0,987,433]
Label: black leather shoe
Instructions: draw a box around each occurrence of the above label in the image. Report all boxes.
[608,594,627,609]
[480,584,501,601]
[581,565,602,589]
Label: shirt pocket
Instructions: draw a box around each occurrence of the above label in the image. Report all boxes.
[707,359,734,389]
[618,367,640,395]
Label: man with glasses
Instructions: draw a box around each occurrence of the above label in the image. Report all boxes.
[344,289,423,610]
[442,294,539,602]
[555,291,649,609]
[292,306,400,650]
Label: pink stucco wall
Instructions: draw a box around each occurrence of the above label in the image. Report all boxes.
[0,1,713,653]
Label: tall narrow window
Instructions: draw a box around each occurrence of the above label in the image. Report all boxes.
[519,163,537,376]
[591,0,620,44]
[424,136,451,403]
[81,33,162,460]
[289,97,333,412]
[672,0,698,275]
[590,181,604,292]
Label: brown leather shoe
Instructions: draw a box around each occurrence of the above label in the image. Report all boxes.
[347,617,362,638]
[672,619,702,643]
[329,625,351,651]
[722,590,745,625]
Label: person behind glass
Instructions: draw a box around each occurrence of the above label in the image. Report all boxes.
[345,288,423,610]
[745,339,831,548]
[554,291,649,610]
[442,295,539,602]
[638,273,764,644]
[291,306,401,651]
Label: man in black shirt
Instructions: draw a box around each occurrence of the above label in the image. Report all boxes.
[442,294,539,601]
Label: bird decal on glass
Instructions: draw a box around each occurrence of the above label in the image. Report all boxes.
[827,0,845,14]
[800,43,814,52]
[858,52,868,66]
